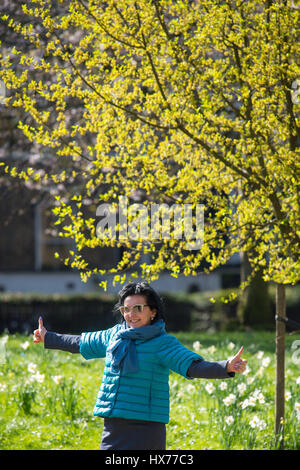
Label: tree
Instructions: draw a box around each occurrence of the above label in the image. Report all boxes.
[1,0,299,441]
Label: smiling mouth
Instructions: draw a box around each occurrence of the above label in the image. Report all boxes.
[128,319,141,326]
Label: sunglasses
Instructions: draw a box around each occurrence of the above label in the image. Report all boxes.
[119,304,150,315]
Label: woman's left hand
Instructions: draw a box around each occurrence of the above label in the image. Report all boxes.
[227,346,247,374]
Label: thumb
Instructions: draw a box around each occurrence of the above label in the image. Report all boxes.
[38,316,43,330]
[234,346,244,359]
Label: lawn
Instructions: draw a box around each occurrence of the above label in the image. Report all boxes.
[0,330,299,450]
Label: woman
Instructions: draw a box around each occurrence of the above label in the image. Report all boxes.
[33,282,247,450]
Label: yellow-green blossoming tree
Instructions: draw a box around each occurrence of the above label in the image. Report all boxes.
[0,0,299,439]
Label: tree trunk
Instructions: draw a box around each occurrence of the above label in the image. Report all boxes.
[275,283,286,447]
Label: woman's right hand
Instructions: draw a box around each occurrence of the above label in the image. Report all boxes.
[33,316,47,343]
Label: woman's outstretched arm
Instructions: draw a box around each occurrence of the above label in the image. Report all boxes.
[187,359,235,379]
[44,331,81,353]
[33,316,80,354]
[187,346,247,378]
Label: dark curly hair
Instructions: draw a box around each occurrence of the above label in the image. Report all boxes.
[113,282,166,324]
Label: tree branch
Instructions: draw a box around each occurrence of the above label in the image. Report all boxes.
[65,54,176,131]
[77,0,144,50]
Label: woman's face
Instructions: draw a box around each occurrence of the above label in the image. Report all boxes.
[121,294,157,328]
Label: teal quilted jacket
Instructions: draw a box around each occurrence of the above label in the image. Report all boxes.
[80,324,202,424]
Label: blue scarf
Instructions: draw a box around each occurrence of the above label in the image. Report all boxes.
[107,319,166,374]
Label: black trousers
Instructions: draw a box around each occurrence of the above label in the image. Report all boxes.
[100,417,166,450]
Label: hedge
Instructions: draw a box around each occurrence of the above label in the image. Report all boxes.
[0,285,299,334]
[0,291,196,334]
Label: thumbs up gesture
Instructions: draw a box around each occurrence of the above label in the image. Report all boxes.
[227,346,247,374]
[33,316,47,343]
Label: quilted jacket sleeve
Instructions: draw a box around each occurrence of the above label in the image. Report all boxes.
[44,332,81,353]
[80,325,118,360]
[187,359,235,379]
[156,334,203,378]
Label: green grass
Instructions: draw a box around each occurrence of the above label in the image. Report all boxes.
[0,330,299,450]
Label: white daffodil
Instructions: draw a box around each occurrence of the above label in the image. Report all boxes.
[36,372,45,383]
[52,375,63,385]
[256,351,264,359]
[285,391,291,401]
[249,415,260,428]
[257,392,265,404]
[27,362,38,373]
[186,384,195,393]
[223,393,236,406]
[193,341,201,352]
[21,341,30,350]
[0,383,7,392]
[241,398,249,409]
[225,415,234,425]
[252,389,261,398]
[248,395,257,407]
[257,419,266,430]
[208,345,216,354]
[296,376,300,385]
[250,389,265,404]
[262,357,271,368]
[30,371,45,383]
[227,342,235,351]
[237,383,247,395]
[219,381,228,391]
[205,383,215,394]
